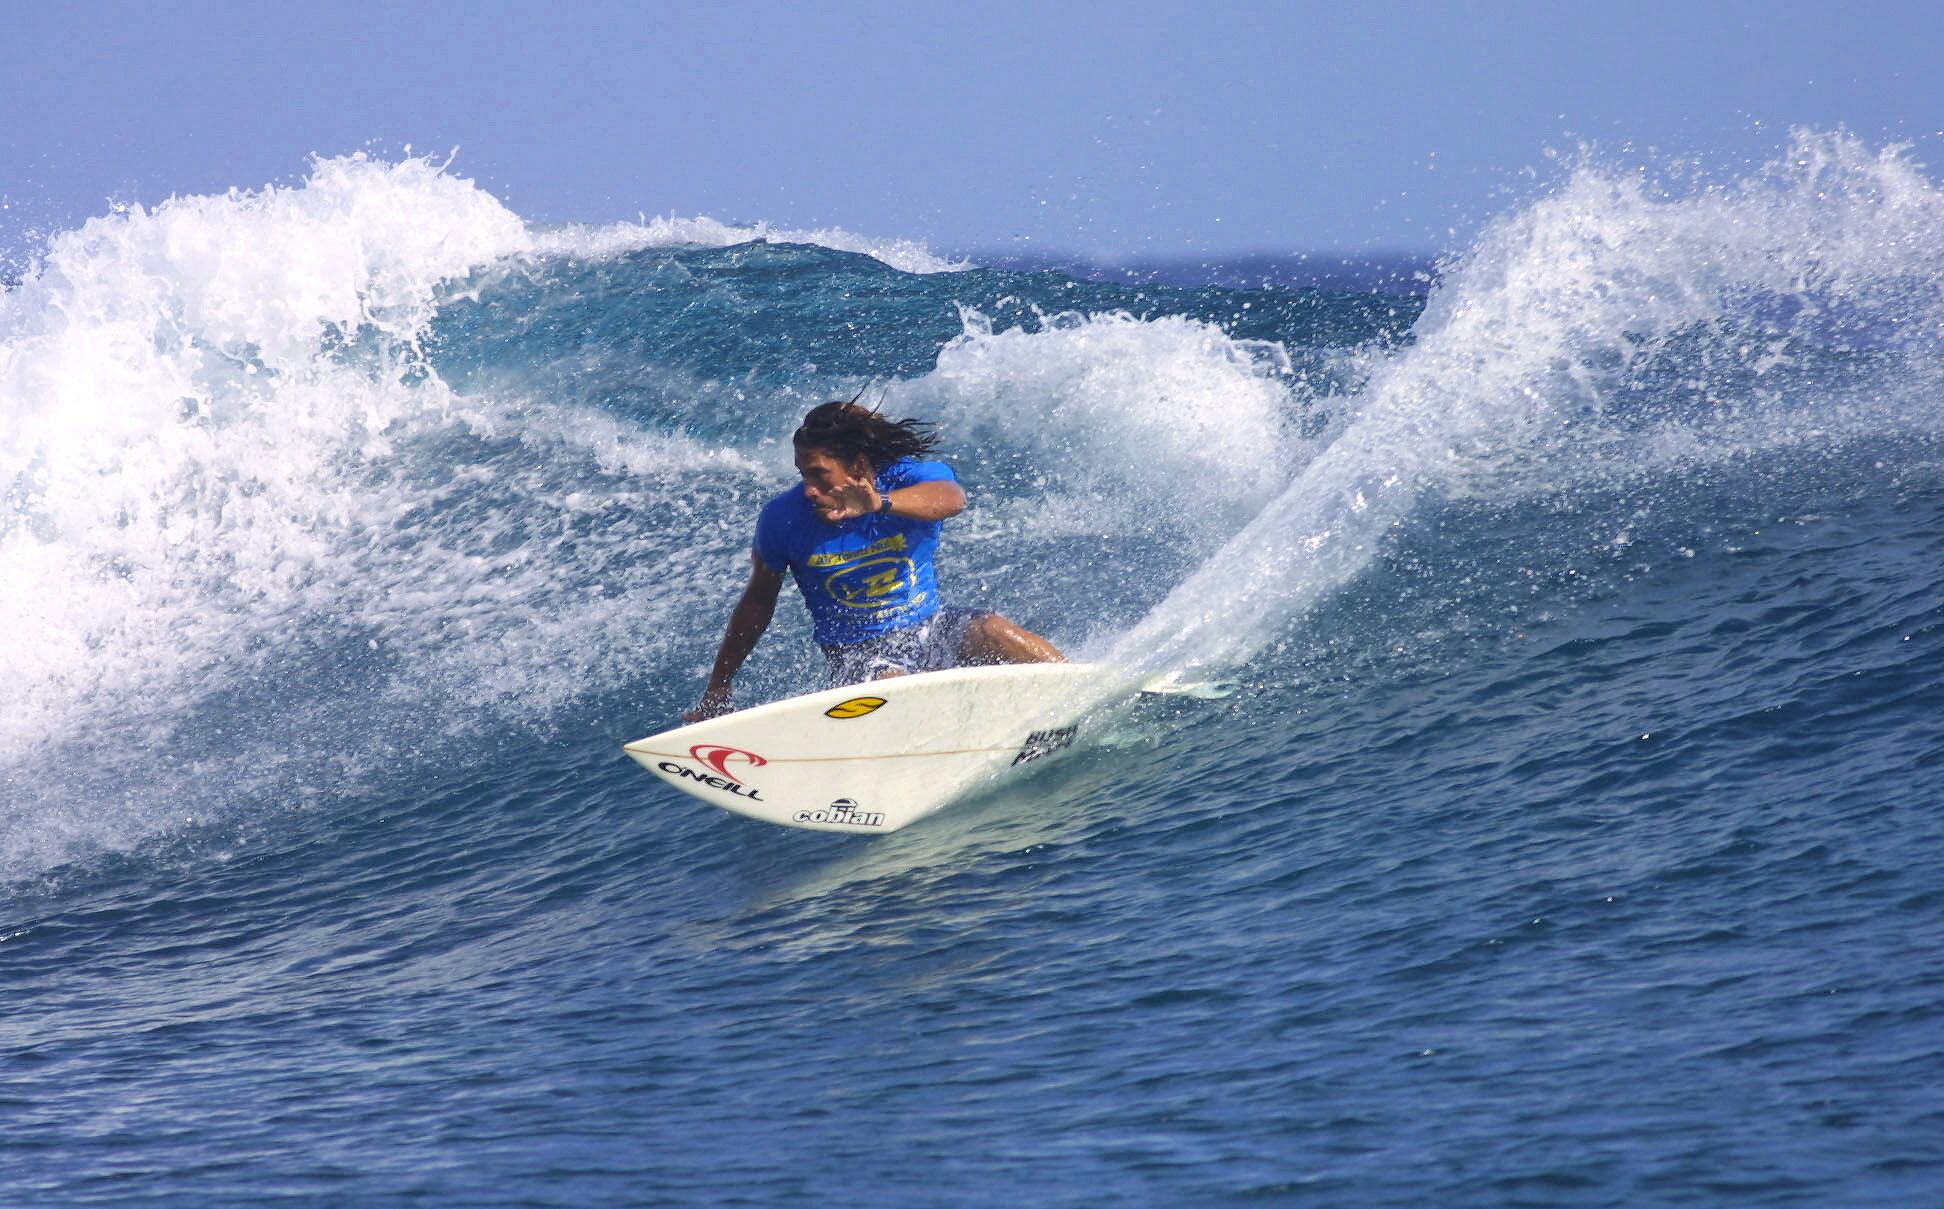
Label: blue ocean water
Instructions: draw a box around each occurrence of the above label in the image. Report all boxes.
[4,133,1943,1205]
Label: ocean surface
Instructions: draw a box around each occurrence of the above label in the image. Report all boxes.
[4,132,1942,1206]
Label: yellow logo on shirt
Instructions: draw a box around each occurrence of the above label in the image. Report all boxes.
[824,557,916,609]
[806,533,908,568]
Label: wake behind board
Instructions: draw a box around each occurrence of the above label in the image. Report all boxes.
[623,663,1111,833]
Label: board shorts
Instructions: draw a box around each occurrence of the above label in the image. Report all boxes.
[820,607,989,687]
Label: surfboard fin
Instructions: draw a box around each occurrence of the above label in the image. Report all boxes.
[1137,673,1238,700]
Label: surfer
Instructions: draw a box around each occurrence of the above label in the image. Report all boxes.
[685,400,1063,721]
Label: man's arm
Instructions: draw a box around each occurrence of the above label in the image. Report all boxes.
[882,480,966,521]
[685,552,785,722]
[824,479,967,522]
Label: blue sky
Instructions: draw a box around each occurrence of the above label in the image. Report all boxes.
[2,1,1937,259]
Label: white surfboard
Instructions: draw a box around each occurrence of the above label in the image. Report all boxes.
[623,663,1112,833]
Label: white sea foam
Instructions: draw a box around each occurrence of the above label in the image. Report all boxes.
[0,154,778,877]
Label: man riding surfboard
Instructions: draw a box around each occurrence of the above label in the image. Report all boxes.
[685,401,1063,722]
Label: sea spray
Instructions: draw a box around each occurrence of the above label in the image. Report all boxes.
[1110,130,1944,682]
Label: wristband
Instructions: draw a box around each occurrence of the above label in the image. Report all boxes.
[878,493,894,515]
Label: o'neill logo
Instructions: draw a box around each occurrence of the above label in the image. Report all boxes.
[656,743,768,801]
[690,744,766,779]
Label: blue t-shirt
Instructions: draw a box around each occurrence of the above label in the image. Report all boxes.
[754,458,958,647]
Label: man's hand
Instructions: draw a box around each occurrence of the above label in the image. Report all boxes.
[684,688,734,724]
[813,480,881,524]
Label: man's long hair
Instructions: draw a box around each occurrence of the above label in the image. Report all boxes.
[792,399,940,468]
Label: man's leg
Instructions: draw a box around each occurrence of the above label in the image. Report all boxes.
[961,613,1065,665]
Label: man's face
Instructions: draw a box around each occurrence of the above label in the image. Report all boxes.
[795,447,873,523]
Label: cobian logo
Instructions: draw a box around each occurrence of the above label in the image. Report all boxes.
[794,797,887,828]
[689,744,767,779]
[824,696,887,720]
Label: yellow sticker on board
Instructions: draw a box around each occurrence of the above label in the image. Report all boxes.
[824,696,888,720]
